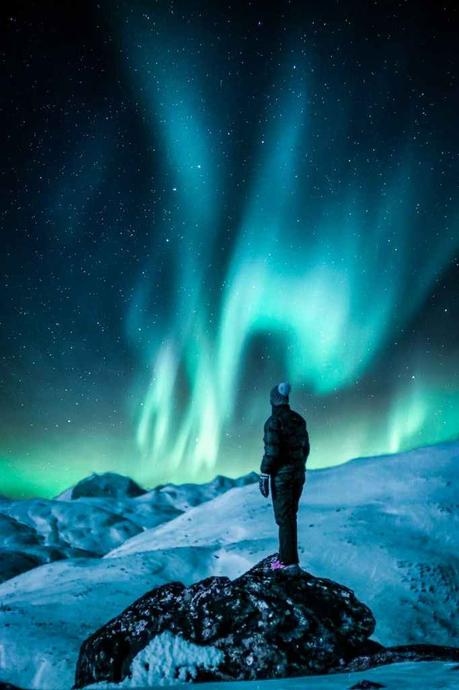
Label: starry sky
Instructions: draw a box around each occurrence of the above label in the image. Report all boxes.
[1,0,458,498]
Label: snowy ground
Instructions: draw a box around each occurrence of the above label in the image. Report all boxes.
[85,661,459,690]
[0,473,257,582]
[107,439,459,646]
[0,440,458,689]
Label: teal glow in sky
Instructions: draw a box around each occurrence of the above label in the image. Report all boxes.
[123,12,459,485]
[1,1,458,497]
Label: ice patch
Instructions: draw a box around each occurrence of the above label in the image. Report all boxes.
[84,629,224,687]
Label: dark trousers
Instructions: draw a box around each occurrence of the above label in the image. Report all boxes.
[271,468,305,565]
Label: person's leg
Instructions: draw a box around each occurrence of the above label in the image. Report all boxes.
[271,474,299,565]
[281,510,298,565]
[287,471,305,564]
[293,470,305,511]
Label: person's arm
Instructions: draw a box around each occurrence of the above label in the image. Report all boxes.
[260,416,282,475]
[258,416,280,498]
[259,417,281,498]
[303,427,310,462]
[303,425,310,483]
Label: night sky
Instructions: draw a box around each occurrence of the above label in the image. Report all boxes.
[1,1,458,498]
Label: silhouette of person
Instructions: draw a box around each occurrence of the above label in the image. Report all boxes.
[259,382,310,571]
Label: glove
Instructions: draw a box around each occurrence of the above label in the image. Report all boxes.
[259,473,270,498]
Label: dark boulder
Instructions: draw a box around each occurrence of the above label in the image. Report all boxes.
[74,553,377,686]
[71,472,146,499]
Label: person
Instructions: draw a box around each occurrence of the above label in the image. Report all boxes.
[259,382,310,572]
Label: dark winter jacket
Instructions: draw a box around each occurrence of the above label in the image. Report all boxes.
[260,403,310,475]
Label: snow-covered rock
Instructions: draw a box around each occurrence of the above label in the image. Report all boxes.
[84,630,225,687]
[66,473,147,500]
[0,547,220,689]
[75,553,378,687]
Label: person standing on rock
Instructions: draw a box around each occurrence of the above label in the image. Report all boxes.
[259,382,310,573]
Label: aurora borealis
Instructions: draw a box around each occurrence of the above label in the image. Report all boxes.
[1,1,458,497]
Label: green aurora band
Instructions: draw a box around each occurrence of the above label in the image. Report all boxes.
[2,9,458,499]
[123,21,459,487]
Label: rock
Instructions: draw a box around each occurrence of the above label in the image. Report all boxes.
[74,553,377,687]
[350,681,386,689]
[0,682,29,690]
[70,472,147,499]
[343,642,459,672]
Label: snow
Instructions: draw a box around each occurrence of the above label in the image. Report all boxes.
[0,472,258,582]
[106,441,459,647]
[84,631,225,687]
[0,441,457,689]
[0,548,232,689]
[79,661,459,690]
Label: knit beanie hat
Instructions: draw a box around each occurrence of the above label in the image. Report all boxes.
[270,381,291,406]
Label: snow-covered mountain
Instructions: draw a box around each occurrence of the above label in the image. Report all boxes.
[0,471,258,582]
[0,441,457,689]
